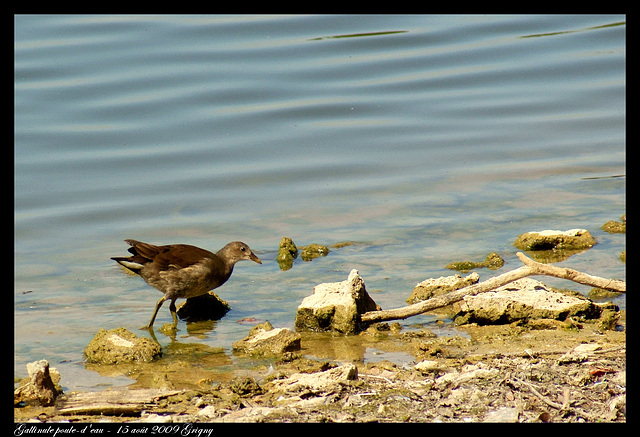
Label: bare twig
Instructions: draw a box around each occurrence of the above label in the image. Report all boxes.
[360,252,625,324]
[519,379,564,410]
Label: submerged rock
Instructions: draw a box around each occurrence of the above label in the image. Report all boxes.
[452,278,607,325]
[300,243,330,261]
[14,360,62,407]
[84,328,161,364]
[407,272,479,305]
[295,269,380,334]
[232,321,301,356]
[176,291,230,322]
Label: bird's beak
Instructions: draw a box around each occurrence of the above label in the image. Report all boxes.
[250,253,262,264]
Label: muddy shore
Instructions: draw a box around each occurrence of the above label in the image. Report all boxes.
[15,313,625,423]
[16,230,625,423]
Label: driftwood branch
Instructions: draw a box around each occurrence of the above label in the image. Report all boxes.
[515,252,626,292]
[56,389,183,416]
[360,251,625,324]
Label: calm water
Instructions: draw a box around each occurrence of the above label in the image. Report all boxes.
[15,15,625,391]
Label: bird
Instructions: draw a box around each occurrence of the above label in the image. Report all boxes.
[111,239,262,330]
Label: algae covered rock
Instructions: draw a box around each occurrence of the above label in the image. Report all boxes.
[276,237,329,269]
[176,291,230,322]
[300,243,330,261]
[295,269,380,334]
[84,328,161,364]
[276,237,298,271]
[407,273,479,305]
[232,321,301,356]
[513,229,596,251]
[513,229,597,262]
[602,214,626,234]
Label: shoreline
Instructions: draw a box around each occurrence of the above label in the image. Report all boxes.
[15,312,625,423]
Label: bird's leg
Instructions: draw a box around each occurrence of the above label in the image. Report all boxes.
[141,296,166,330]
[169,299,179,329]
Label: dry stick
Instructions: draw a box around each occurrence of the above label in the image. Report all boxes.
[360,251,625,324]
[515,252,626,293]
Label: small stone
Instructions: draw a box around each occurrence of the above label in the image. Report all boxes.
[232,322,301,356]
[198,405,217,418]
[484,407,519,423]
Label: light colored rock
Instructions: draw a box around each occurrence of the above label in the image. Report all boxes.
[197,405,217,418]
[269,363,358,393]
[232,321,301,356]
[558,343,604,364]
[407,273,479,304]
[484,406,520,423]
[14,360,61,406]
[295,269,380,333]
[453,278,600,325]
[415,360,449,373]
[435,364,499,388]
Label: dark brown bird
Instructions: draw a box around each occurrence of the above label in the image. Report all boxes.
[111,239,262,329]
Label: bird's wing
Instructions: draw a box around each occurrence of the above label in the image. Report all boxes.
[152,244,216,271]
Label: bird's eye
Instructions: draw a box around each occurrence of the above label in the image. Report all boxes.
[240,246,246,251]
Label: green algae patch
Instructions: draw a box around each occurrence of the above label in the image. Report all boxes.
[330,241,358,249]
[446,252,504,272]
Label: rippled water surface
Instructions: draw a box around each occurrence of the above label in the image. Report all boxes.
[15,15,625,391]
